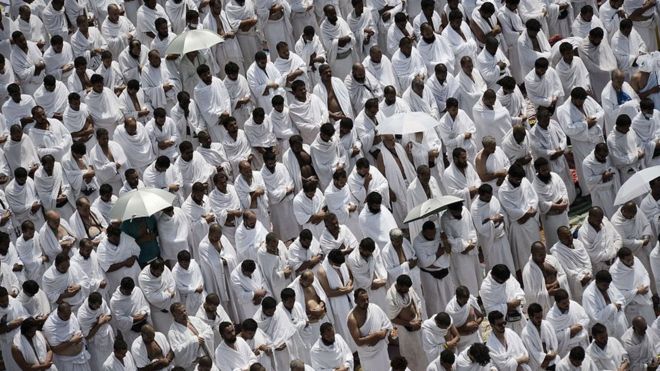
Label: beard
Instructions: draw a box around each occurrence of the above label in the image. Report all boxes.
[422,34,436,44]
[537,173,552,183]
[321,337,335,346]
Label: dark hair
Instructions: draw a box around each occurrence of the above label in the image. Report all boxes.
[261,296,277,310]
[491,264,511,282]
[487,310,504,323]
[469,343,491,366]
[569,346,586,362]
[281,287,295,301]
[527,303,543,317]
[595,270,612,283]
[396,274,412,288]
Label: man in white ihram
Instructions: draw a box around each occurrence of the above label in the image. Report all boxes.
[310,322,354,371]
[346,288,392,371]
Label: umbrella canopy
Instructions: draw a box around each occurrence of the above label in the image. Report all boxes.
[614,166,660,206]
[404,195,464,224]
[110,188,176,221]
[165,29,224,55]
[377,112,440,135]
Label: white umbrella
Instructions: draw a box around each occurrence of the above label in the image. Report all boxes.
[165,29,224,55]
[614,166,660,205]
[377,112,440,135]
[404,195,464,224]
[110,188,176,221]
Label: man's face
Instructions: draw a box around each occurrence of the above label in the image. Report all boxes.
[75,62,87,75]
[325,7,338,23]
[214,175,228,192]
[535,66,549,78]
[320,130,333,143]
[588,34,602,46]
[400,42,412,57]
[556,297,570,312]
[422,226,436,241]
[449,207,462,220]
[108,6,120,22]
[52,41,64,53]
[621,205,636,220]
[277,44,290,60]
[456,294,469,307]
[150,265,164,278]
[612,73,625,90]
[325,216,339,235]
[537,164,552,183]
[69,98,81,111]
[15,174,27,186]
[359,247,372,260]
[79,243,93,259]
[148,53,161,68]
[33,108,47,124]
[384,89,396,105]
[454,152,468,169]
[125,120,138,136]
[633,321,647,337]
[256,58,268,70]
[127,171,139,187]
[355,292,369,310]
[283,297,295,311]
[92,81,104,93]
[22,226,34,240]
[96,133,110,147]
[89,300,101,311]
[221,325,237,343]
[58,306,72,321]
[596,280,610,292]
[616,123,630,134]
[508,175,522,188]
[367,201,380,214]
[369,48,382,63]
[621,254,634,268]
[157,21,168,37]
[353,66,365,82]
[491,317,506,335]
[114,348,127,360]
[483,95,496,108]
[321,327,336,343]
[239,163,252,179]
[14,34,27,50]
[244,214,256,229]
[569,356,583,368]
[621,25,633,37]
[192,189,205,204]
[293,85,307,101]
[531,247,546,266]
[594,331,608,348]
[561,48,573,64]
[172,307,188,323]
[55,260,70,273]
[102,56,112,68]
[595,147,609,163]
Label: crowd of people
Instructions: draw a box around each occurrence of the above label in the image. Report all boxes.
[0,0,660,370]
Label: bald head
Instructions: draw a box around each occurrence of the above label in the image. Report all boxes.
[45,210,60,222]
